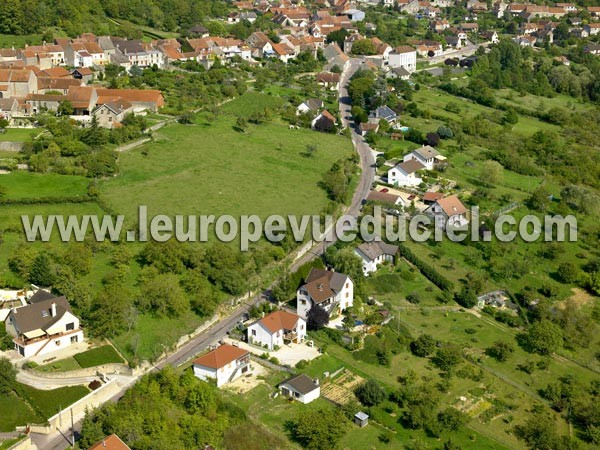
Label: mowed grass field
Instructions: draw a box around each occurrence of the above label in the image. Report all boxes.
[0,172,89,199]
[0,384,89,432]
[99,102,353,221]
[0,128,38,142]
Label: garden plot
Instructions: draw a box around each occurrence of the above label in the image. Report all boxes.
[320,370,364,405]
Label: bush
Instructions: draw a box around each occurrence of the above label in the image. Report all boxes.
[355,379,386,407]
[23,361,38,369]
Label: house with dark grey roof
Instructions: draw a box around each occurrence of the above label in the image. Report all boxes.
[5,293,83,358]
[355,241,399,275]
[278,374,320,404]
[296,98,324,116]
[387,159,425,187]
[296,268,354,319]
[368,105,397,124]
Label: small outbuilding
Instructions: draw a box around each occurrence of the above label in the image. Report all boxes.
[278,374,321,404]
[354,411,369,427]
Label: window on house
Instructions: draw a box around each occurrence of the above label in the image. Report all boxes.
[346,292,349,298]
[108,117,112,122]
[301,299,306,305]
[251,329,256,336]
[66,322,74,331]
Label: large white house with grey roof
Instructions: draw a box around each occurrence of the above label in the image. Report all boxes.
[4,290,83,358]
[296,268,353,319]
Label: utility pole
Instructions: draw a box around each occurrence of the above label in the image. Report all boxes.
[71,408,74,447]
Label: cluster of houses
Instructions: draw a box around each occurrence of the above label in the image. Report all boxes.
[192,249,399,393]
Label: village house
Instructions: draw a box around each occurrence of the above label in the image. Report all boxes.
[311,109,337,132]
[4,291,84,358]
[355,241,399,275]
[403,145,445,170]
[0,69,38,98]
[92,98,133,129]
[388,46,417,73]
[0,97,19,123]
[247,310,307,350]
[316,72,341,90]
[71,67,94,83]
[193,343,251,387]
[95,88,164,113]
[296,268,354,319]
[89,434,131,450]
[416,41,443,57]
[359,121,380,136]
[387,159,425,187]
[368,105,397,124]
[278,374,321,404]
[297,98,324,116]
[388,66,411,80]
[425,194,468,228]
[366,190,403,207]
[422,191,444,205]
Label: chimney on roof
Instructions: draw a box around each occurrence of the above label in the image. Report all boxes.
[50,302,56,317]
[317,283,323,291]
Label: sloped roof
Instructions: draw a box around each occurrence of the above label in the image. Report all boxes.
[89,434,131,450]
[10,296,73,334]
[193,344,249,369]
[302,268,348,304]
[279,374,319,395]
[357,241,398,261]
[396,159,425,175]
[423,191,444,202]
[436,195,467,216]
[393,45,415,54]
[367,190,400,205]
[255,310,301,334]
[95,88,163,104]
[29,290,58,304]
[413,145,440,160]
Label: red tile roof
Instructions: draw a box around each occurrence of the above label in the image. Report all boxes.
[193,344,249,370]
[257,311,301,334]
[89,434,131,450]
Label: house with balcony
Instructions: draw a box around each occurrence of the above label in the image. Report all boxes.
[192,344,251,387]
[4,292,84,358]
[296,268,353,319]
[247,310,306,350]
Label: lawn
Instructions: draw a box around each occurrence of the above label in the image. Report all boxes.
[0,128,38,142]
[246,350,515,449]
[0,384,89,432]
[74,345,123,368]
[366,261,443,306]
[99,112,353,222]
[36,345,124,372]
[0,172,89,200]
[0,34,41,48]
[410,85,559,136]
[221,92,286,118]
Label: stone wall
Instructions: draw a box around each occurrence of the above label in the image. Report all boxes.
[0,142,23,151]
[28,364,133,379]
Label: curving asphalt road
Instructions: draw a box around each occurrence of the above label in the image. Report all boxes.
[28,57,377,450]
